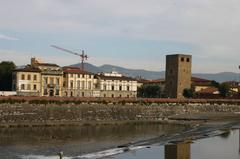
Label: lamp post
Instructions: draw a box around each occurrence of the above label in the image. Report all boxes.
[239,65,240,95]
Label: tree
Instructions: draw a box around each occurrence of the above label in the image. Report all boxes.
[211,80,220,88]
[137,84,162,98]
[183,88,194,98]
[0,61,16,91]
[218,83,231,97]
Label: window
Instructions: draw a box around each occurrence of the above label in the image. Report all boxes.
[119,85,122,91]
[44,89,48,95]
[56,89,59,95]
[127,86,130,91]
[103,85,107,90]
[21,84,25,90]
[21,74,25,80]
[70,80,74,88]
[81,81,85,89]
[88,81,91,89]
[104,94,106,97]
[82,92,85,97]
[70,74,73,78]
[187,58,190,62]
[50,78,54,84]
[119,94,122,98]
[56,78,60,85]
[27,74,31,80]
[27,84,31,90]
[112,85,114,91]
[44,77,48,84]
[34,75,37,81]
[33,84,37,90]
[181,57,184,62]
[77,81,80,88]
[78,74,80,78]
[112,94,114,98]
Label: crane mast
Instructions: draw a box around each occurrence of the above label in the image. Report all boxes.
[51,45,88,71]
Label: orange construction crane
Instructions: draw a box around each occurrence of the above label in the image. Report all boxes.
[51,45,88,71]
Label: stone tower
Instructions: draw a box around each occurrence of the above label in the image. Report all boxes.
[165,54,192,98]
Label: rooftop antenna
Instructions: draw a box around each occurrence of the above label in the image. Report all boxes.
[51,45,89,71]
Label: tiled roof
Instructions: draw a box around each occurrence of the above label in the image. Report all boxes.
[196,87,219,94]
[63,67,93,75]
[191,77,212,83]
[36,63,59,67]
[95,74,137,81]
[14,66,41,72]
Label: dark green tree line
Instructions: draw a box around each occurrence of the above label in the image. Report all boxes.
[137,84,162,98]
[0,61,16,91]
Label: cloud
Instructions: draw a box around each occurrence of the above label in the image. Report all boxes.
[0,34,19,41]
[0,0,240,72]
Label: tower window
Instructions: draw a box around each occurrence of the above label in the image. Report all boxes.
[181,57,184,62]
[187,58,190,62]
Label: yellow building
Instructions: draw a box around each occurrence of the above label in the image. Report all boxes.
[62,66,95,97]
[31,58,63,97]
[12,65,41,96]
[13,59,138,98]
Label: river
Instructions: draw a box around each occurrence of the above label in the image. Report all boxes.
[0,122,239,159]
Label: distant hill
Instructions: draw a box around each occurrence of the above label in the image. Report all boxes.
[193,72,239,83]
[71,63,239,83]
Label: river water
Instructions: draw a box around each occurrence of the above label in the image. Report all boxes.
[0,123,187,159]
[0,123,239,159]
[116,129,240,159]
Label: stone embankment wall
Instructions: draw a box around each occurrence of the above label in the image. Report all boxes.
[0,97,240,126]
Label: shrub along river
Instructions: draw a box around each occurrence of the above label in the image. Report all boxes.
[0,121,239,159]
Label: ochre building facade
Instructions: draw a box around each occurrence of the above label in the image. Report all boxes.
[13,58,138,98]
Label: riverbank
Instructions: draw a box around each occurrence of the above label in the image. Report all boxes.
[0,96,240,105]
[1,97,240,127]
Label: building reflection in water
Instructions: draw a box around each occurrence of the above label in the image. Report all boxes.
[165,142,191,159]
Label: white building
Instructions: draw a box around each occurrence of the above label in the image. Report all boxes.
[95,71,138,98]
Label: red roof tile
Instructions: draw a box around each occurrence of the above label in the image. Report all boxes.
[191,77,212,83]
[196,87,219,94]
[95,74,137,81]
[63,67,93,75]
[14,66,41,73]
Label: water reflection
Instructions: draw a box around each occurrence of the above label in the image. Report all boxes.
[116,129,240,159]
[165,143,190,159]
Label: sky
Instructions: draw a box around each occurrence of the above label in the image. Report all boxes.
[0,0,240,73]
